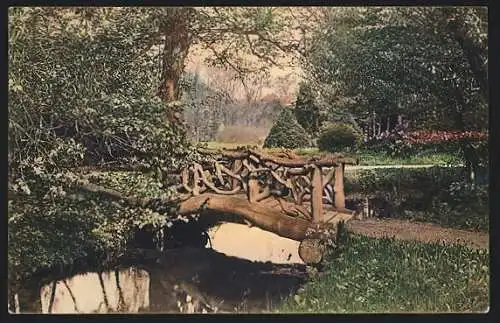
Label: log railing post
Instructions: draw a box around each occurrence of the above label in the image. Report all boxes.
[334,164,345,210]
[247,174,259,203]
[310,165,324,223]
[192,166,200,196]
[232,160,242,190]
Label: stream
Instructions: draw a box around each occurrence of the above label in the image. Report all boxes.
[9,222,308,314]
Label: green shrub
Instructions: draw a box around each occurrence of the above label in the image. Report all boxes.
[8,9,196,288]
[428,181,489,231]
[8,171,171,284]
[263,108,310,149]
[344,167,489,231]
[294,82,323,136]
[318,123,359,153]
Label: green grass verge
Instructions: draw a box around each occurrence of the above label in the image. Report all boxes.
[278,235,489,313]
[199,142,461,166]
[296,149,460,166]
[353,151,461,166]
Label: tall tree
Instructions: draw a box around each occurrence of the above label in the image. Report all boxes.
[294,82,323,136]
[303,7,488,173]
[151,7,308,99]
[308,8,487,131]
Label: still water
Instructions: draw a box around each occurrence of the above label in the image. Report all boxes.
[10,223,308,314]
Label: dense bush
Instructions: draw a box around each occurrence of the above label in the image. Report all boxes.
[344,167,489,231]
[428,181,489,231]
[263,108,310,149]
[345,167,465,195]
[8,171,173,284]
[8,8,197,290]
[318,123,359,153]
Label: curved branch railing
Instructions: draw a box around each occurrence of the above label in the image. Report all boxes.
[179,149,359,223]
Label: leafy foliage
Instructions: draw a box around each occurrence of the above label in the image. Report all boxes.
[344,167,489,231]
[192,8,304,75]
[263,108,310,149]
[279,235,489,313]
[9,8,194,173]
[428,181,489,231]
[404,131,489,167]
[346,167,464,197]
[8,8,198,286]
[303,7,488,169]
[317,123,359,153]
[8,171,172,283]
[294,82,324,136]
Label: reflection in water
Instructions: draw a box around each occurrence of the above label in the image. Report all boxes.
[11,222,309,314]
[27,247,306,314]
[40,268,149,313]
[206,223,304,264]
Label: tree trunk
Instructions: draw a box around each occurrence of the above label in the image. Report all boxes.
[372,111,376,137]
[178,194,313,241]
[157,8,193,126]
[462,142,480,185]
[450,87,481,184]
[157,9,192,103]
[442,9,488,102]
[176,193,345,242]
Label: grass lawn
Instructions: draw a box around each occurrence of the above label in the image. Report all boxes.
[198,142,461,166]
[277,235,489,313]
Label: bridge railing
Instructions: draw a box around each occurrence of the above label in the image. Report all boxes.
[178,149,358,223]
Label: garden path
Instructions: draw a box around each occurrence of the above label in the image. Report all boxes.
[348,218,488,250]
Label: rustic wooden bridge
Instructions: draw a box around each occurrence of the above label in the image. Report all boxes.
[175,148,359,264]
[81,148,358,264]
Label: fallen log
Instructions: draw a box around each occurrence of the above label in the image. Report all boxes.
[79,182,352,240]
